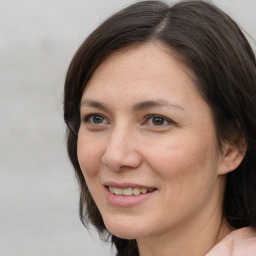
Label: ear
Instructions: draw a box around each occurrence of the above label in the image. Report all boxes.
[217,139,247,175]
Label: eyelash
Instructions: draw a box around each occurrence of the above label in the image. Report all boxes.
[82,113,174,127]
[143,114,173,127]
[83,113,109,125]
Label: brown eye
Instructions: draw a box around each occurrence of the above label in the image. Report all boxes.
[84,114,108,125]
[144,114,173,127]
[92,115,104,124]
[152,116,165,126]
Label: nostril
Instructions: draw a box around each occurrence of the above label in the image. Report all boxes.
[101,131,142,171]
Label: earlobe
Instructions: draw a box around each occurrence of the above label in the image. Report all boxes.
[217,140,247,175]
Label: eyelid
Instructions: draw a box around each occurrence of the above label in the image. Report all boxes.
[83,113,109,124]
[143,114,174,126]
[81,112,173,127]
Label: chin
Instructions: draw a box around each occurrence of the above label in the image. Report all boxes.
[103,214,148,240]
[109,229,137,240]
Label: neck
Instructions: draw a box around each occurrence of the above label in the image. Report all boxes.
[137,179,234,256]
[137,217,233,256]
[137,214,233,256]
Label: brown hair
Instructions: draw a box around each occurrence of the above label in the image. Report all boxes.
[64,1,256,255]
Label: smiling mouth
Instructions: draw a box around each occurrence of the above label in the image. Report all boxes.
[108,186,156,196]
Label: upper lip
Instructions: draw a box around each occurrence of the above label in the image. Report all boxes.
[103,181,157,189]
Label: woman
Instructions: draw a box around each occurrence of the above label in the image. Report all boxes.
[64,1,256,255]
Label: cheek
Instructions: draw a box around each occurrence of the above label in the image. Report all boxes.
[77,136,106,207]
[147,134,219,191]
[77,135,104,179]
[148,138,220,223]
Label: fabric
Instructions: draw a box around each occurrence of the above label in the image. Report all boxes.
[206,227,256,256]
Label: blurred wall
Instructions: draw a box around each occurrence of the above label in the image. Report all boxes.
[0,1,255,255]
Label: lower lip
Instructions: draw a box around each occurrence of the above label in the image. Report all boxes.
[105,187,156,207]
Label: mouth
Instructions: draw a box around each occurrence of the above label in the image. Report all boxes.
[107,186,157,196]
[104,183,157,207]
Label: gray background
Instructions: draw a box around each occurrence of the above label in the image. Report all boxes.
[0,0,255,255]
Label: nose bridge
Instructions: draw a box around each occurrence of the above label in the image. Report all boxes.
[102,122,141,171]
[110,124,129,150]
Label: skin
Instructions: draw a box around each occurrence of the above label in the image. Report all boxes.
[77,43,244,256]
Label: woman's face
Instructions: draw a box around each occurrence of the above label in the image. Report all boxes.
[77,43,226,240]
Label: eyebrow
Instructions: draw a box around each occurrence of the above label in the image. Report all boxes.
[80,99,186,112]
[80,99,110,112]
[132,100,185,112]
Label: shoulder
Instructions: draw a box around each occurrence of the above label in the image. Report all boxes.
[206,227,256,256]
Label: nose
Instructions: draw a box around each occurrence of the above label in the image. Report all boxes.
[102,126,142,172]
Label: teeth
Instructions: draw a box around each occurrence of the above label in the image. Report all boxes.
[108,186,154,196]
[114,188,122,195]
[141,188,147,194]
[123,188,133,196]
[133,188,140,195]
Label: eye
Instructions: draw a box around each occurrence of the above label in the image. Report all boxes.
[84,114,108,125]
[144,114,173,127]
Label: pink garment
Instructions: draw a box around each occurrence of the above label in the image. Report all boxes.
[206,227,256,256]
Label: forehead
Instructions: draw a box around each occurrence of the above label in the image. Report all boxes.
[82,43,197,100]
